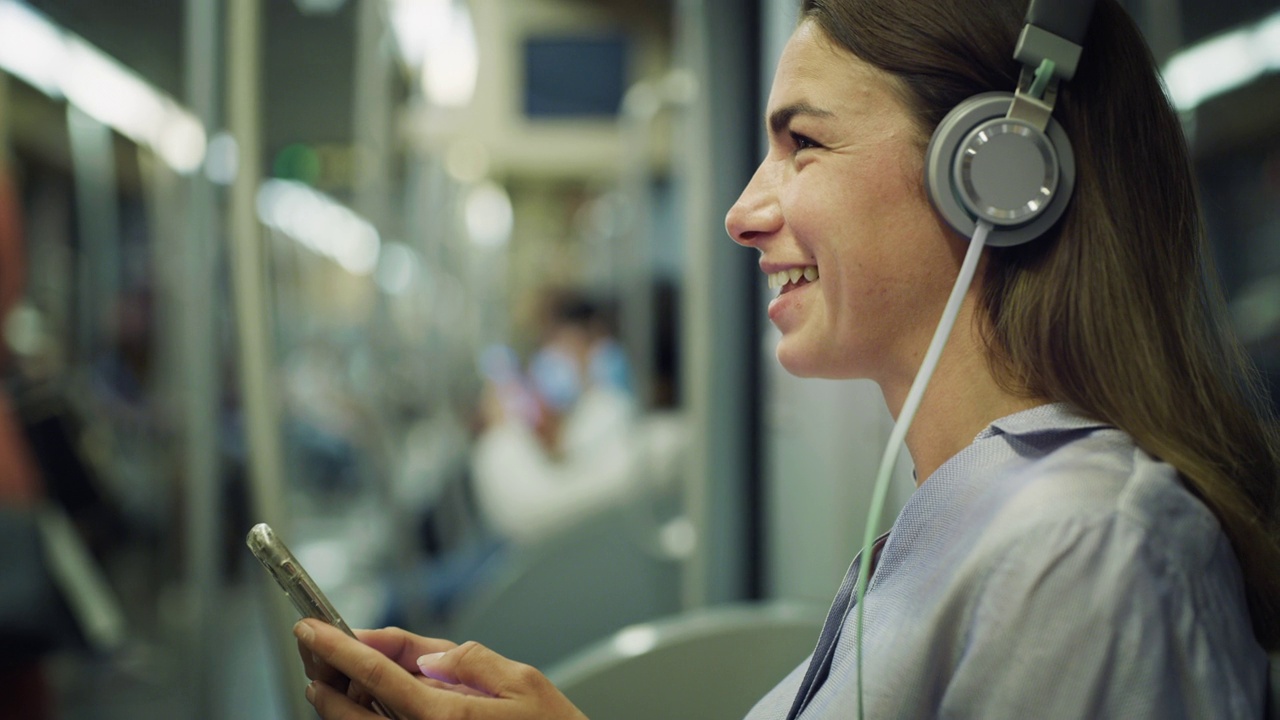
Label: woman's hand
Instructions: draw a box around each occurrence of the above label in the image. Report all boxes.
[293,619,589,720]
[295,623,458,706]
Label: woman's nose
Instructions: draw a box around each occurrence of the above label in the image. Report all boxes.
[725,161,781,246]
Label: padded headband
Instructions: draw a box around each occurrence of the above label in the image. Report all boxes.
[1026,0,1099,46]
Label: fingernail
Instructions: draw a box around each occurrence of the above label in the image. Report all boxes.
[305,681,316,704]
[293,620,314,643]
[417,652,446,668]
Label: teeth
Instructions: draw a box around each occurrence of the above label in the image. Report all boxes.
[767,266,818,290]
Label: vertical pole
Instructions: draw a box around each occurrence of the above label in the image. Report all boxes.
[674,0,716,610]
[182,0,222,716]
[619,81,656,410]
[227,0,287,554]
[351,0,397,495]
[352,0,393,232]
[66,106,121,368]
[674,0,760,609]
[225,1,309,718]
[0,69,9,157]
[1140,0,1182,65]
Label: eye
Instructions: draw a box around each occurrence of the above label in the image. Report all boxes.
[790,132,821,152]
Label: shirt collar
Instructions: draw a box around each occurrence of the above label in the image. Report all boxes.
[976,402,1112,441]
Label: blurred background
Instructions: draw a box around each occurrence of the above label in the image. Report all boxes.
[0,0,1277,718]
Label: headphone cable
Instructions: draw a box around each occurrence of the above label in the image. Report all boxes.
[853,218,993,718]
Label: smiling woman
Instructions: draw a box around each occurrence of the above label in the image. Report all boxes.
[726,20,992,408]
[729,0,1280,717]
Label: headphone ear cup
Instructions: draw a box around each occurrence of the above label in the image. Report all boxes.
[925,92,1076,247]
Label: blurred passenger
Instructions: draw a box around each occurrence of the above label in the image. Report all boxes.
[382,289,684,625]
[470,289,656,546]
[381,288,691,625]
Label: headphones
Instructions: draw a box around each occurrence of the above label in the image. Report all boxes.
[834,3,1105,718]
[924,0,1099,247]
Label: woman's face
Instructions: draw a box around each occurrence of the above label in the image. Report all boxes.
[726,21,965,384]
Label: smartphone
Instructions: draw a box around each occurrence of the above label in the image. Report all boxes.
[246,522,401,719]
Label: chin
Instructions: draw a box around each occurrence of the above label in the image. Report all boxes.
[775,342,850,380]
[773,335,865,381]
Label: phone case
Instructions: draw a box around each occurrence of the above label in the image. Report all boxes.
[246,522,401,719]
[246,522,355,634]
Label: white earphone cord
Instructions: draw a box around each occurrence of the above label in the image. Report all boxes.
[853,219,993,718]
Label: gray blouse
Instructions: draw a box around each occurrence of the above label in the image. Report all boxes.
[745,403,1268,719]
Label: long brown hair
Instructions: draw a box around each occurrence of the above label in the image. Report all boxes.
[802,0,1280,650]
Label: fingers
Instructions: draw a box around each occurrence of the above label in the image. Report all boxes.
[300,624,587,720]
[354,627,458,674]
[299,635,350,692]
[416,643,588,719]
[308,680,380,719]
[296,619,464,717]
[345,681,374,711]
[416,641,551,700]
[298,635,318,678]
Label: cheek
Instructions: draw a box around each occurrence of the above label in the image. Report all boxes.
[816,197,946,337]
[786,161,911,242]
[782,181,870,261]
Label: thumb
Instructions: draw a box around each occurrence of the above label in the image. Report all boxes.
[417,641,549,699]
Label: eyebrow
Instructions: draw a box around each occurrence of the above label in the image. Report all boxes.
[768,102,836,135]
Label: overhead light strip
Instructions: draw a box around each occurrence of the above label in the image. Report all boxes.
[1162,9,1280,111]
[256,178,382,276]
[0,0,207,174]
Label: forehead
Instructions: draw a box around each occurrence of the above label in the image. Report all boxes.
[768,21,909,128]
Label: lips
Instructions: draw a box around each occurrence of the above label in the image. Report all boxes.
[766,270,818,325]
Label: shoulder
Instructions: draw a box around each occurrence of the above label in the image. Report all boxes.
[963,427,1261,654]
[982,427,1221,575]
[907,407,1235,598]
[868,410,1269,715]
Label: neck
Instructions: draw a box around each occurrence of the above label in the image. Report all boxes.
[879,314,1044,485]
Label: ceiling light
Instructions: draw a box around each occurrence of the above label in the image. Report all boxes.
[1162,9,1280,111]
